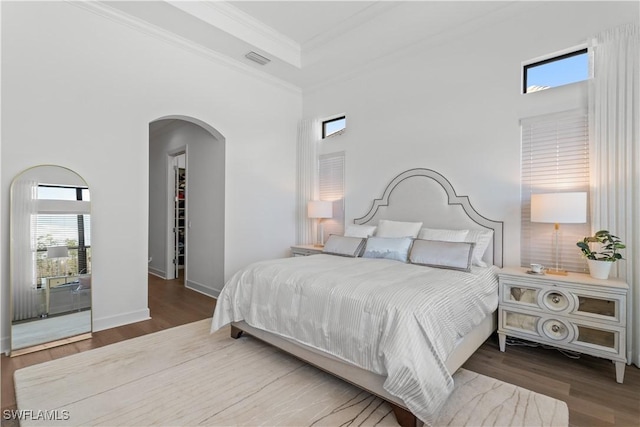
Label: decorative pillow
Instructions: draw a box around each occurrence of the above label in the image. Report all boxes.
[409,239,476,272]
[375,220,423,238]
[323,235,367,257]
[362,236,413,262]
[418,227,469,242]
[344,224,377,238]
[466,229,494,267]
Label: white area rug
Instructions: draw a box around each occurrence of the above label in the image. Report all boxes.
[14,319,568,426]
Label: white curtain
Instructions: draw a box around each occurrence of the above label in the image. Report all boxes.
[11,179,40,321]
[296,119,321,245]
[588,23,640,366]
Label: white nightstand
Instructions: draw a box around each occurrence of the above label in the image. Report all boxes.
[290,244,323,257]
[498,267,628,383]
[41,275,79,316]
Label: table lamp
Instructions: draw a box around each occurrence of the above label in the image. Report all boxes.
[307,200,333,247]
[530,192,587,275]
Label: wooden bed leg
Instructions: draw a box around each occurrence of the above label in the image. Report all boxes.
[230,325,243,339]
[389,403,419,427]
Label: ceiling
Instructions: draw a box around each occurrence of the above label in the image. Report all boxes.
[102,1,522,91]
[229,1,380,46]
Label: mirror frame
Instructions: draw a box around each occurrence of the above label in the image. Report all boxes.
[9,165,93,356]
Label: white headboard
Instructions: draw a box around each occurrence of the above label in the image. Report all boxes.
[354,168,504,267]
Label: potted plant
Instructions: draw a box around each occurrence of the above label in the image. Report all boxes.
[576,230,625,279]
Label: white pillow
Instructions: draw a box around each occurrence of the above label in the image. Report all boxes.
[322,235,367,257]
[418,227,469,242]
[375,220,423,238]
[466,229,494,267]
[344,224,377,238]
[409,239,475,272]
[362,236,413,262]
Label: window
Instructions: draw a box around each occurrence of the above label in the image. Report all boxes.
[322,116,346,139]
[38,186,90,201]
[318,152,345,239]
[36,214,92,278]
[521,110,590,273]
[523,48,588,93]
[35,185,91,281]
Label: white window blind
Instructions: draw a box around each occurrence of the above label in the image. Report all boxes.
[36,214,92,279]
[521,110,590,273]
[319,152,345,240]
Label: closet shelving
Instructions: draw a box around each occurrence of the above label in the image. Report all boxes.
[176,167,186,271]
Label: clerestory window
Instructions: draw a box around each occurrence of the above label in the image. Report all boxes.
[523,48,588,94]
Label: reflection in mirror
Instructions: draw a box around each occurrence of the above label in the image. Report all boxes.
[10,165,92,356]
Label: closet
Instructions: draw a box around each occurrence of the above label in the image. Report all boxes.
[173,157,186,279]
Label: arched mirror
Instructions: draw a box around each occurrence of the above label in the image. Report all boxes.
[10,165,92,356]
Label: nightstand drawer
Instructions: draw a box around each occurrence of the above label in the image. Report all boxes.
[500,279,577,314]
[293,248,316,256]
[574,323,621,353]
[42,276,79,289]
[290,245,323,257]
[573,292,623,324]
[500,277,624,324]
[501,309,541,336]
[499,307,625,358]
[501,281,541,308]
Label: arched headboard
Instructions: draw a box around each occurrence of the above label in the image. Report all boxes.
[354,168,504,267]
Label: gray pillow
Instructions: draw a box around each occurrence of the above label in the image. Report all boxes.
[362,236,413,262]
[322,235,366,257]
[409,239,476,272]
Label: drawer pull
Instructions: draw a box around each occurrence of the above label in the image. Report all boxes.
[543,291,570,311]
[541,319,571,341]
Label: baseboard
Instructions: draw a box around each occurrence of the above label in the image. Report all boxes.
[1,335,10,356]
[148,267,165,278]
[92,308,151,332]
[2,311,152,354]
[186,280,220,299]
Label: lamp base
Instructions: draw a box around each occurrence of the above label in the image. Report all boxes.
[546,269,568,276]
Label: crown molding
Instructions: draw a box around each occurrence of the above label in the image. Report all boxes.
[170,0,301,68]
[68,1,301,95]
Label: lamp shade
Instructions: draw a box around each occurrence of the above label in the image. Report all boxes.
[47,246,69,259]
[531,192,587,224]
[307,200,333,219]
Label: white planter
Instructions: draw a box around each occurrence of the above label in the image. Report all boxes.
[587,259,613,280]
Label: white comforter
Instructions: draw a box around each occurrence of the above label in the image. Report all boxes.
[211,254,499,424]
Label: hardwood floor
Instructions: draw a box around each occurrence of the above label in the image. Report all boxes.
[2,275,638,426]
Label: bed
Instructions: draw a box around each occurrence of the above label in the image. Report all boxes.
[211,168,503,427]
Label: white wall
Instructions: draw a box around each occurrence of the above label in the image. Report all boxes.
[305,1,638,268]
[1,1,300,350]
[148,120,226,296]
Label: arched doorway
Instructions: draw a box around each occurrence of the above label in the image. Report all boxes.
[148,116,225,297]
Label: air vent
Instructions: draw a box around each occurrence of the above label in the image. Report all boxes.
[245,51,271,66]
